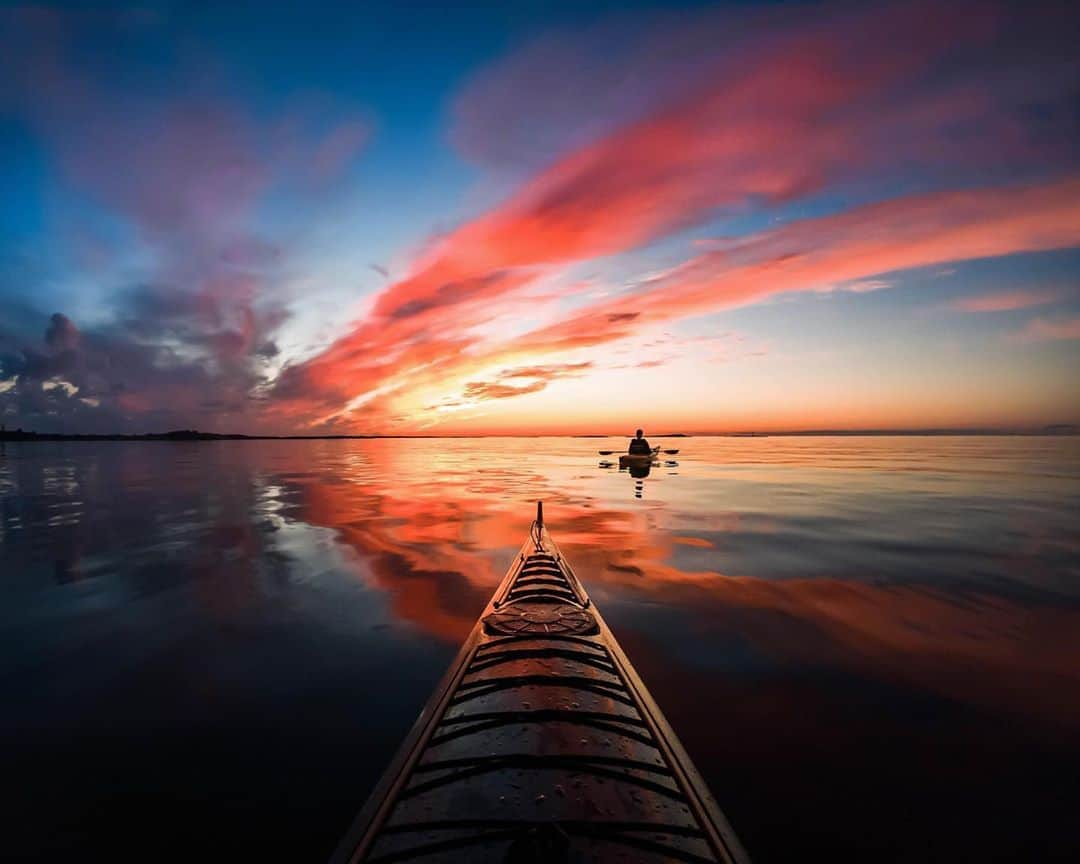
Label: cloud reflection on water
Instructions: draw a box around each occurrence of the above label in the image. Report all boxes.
[1,435,1078,860]
[286,441,1080,732]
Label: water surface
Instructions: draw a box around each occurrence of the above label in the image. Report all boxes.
[2,436,1078,861]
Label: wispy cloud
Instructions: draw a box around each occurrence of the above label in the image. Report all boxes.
[451,0,1074,183]
[430,362,592,411]
[838,279,894,294]
[271,0,1080,431]
[507,179,1080,360]
[952,289,1060,312]
[274,175,1080,429]
[1008,317,1080,343]
[0,5,372,431]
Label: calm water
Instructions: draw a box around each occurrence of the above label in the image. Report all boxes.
[1,436,1078,862]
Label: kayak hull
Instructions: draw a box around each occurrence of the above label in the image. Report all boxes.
[618,453,654,469]
[331,504,748,864]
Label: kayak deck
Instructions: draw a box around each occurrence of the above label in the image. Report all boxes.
[332,503,748,864]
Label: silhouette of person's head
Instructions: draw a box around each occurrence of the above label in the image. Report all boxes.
[635,429,643,439]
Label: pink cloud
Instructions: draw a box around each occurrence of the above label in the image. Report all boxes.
[68,102,266,243]
[311,119,370,180]
[508,178,1080,358]
[953,289,1060,312]
[452,0,1076,182]
[4,6,373,245]
[272,175,1080,429]
[1009,317,1080,342]
[0,6,377,431]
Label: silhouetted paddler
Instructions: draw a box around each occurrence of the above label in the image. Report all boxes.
[627,428,651,454]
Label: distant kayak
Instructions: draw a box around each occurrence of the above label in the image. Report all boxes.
[664,448,680,455]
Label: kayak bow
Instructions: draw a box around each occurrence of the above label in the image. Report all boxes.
[331,502,749,864]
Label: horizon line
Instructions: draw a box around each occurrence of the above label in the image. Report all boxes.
[2,426,1077,441]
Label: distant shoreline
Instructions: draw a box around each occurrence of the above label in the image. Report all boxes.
[1,427,1076,442]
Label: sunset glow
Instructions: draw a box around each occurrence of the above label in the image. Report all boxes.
[1,1,1077,435]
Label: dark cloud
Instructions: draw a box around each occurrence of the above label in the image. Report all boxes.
[462,380,547,401]
[0,4,372,433]
[498,362,592,380]
[44,313,79,350]
[0,282,289,433]
[386,271,517,321]
[255,340,280,359]
[453,361,593,404]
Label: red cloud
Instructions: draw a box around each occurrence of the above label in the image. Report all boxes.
[269,1,1079,430]
[275,175,1080,429]
[505,178,1080,358]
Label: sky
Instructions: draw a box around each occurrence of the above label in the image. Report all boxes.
[0,0,1077,435]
